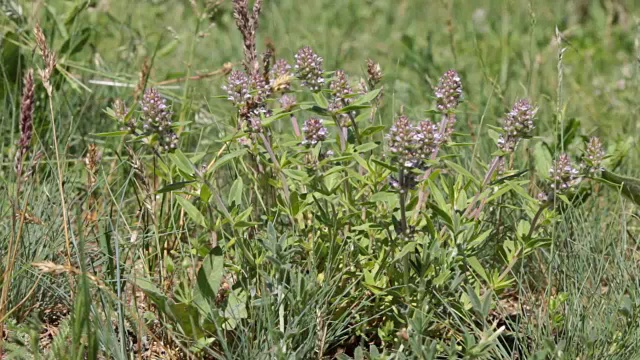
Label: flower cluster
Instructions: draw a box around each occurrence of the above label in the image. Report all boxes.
[294,46,325,92]
[549,153,581,192]
[329,70,354,125]
[114,99,134,133]
[582,136,605,175]
[387,115,443,169]
[140,88,178,152]
[435,70,463,113]
[366,59,383,89]
[302,118,328,146]
[269,59,293,93]
[278,94,297,111]
[497,99,537,153]
[223,70,252,107]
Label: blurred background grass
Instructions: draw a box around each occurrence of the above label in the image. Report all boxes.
[3,0,638,156]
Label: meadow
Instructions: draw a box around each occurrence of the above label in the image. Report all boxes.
[1,0,640,358]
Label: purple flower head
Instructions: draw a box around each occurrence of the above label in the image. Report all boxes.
[223,70,251,107]
[387,115,419,168]
[278,94,297,111]
[251,71,271,103]
[295,46,325,91]
[330,70,353,103]
[140,88,178,151]
[435,70,463,113]
[497,99,537,153]
[415,120,442,160]
[550,153,581,192]
[302,118,328,146]
[582,136,605,175]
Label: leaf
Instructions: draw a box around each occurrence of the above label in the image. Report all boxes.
[445,160,480,186]
[228,177,244,206]
[533,142,552,180]
[93,130,129,137]
[210,149,247,173]
[601,170,640,206]
[312,92,329,108]
[224,289,248,329]
[467,256,488,282]
[360,125,386,137]
[157,181,195,194]
[176,195,206,227]
[59,27,91,56]
[369,191,397,203]
[352,88,382,105]
[355,142,379,153]
[168,150,196,177]
[196,247,224,302]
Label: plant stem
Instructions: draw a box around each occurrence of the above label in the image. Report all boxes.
[47,94,73,267]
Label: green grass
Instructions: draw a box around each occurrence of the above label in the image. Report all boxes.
[1,0,640,359]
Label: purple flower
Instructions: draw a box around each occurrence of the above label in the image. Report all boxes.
[415,120,442,160]
[140,88,178,151]
[435,70,462,113]
[222,70,251,107]
[295,46,325,91]
[278,94,297,111]
[497,99,537,153]
[387,115,419,168]
[550,153,581,192]
[582,136,605,175]
[302,118,328,146]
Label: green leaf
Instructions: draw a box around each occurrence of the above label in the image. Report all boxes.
[353,88,382,105]
[176,195,207,227]
[196,247,224,302]
[360,125,386,137]
[445,160,480,186]
[533,143,552,180]
[601,170,640,206]
[224,289,248,329]
[210,149,247,174]
[467,256,489,282]
[169,150,196,177]
[157,181,195,194]
[369,191,397,203]
[312,92,329,108]
[93,130,129,137]
[228,177,243,206]
[355,142,379,153]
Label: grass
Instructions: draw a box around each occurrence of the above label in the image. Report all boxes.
[1,0,640,359]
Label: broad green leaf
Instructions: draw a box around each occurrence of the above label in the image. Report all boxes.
[370,191,396,203]
[360,125,386,137]
[157,180,195,194]
[601,170,640,206]
[355,142,379,153]
[352,88,382,105]
[176,195,206,227]
[228,177,243,205]
[210,149,247,173]
[93,130,129,137]
[196,247,224,302]
[169,150,195,177]
[467,256,488,282]
[312,92,329,108]
[445,160,480,186]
